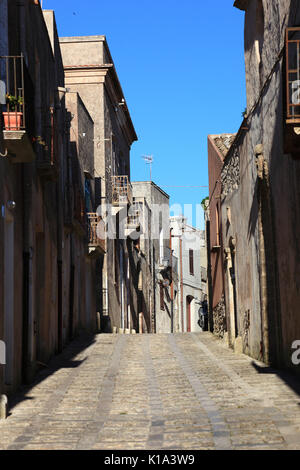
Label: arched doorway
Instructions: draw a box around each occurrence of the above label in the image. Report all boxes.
[186,296,194,332]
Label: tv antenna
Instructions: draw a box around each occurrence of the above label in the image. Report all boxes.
[142,155,153,182]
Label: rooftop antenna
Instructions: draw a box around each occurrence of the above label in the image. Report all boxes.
[142,155,153,182]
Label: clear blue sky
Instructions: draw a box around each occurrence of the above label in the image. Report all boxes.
[44,0,246,229]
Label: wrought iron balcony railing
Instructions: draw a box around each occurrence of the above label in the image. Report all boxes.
[0,55,35,163]
[127,201,142,227]
[0,55,25,130]
[87,213,106,256]
[111,175,132,206]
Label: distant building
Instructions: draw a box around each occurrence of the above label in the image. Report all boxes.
[170,216,207,333]
[131,181,174,333]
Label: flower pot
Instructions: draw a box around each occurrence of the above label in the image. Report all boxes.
[3,112,23,130]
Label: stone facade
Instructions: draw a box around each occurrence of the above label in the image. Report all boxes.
[212,0,300,369]
[207,134,235,336]
[131,181,173,333]
[212,295,226,339]
[59,35,138,333]
[170,216,207,333]
[221,146,240,198]
[0,3,98,398]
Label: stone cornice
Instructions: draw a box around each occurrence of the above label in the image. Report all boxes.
[64,63,138,147]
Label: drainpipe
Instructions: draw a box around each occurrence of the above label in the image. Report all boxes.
[17,0,33,384]
[153,245,156,333]
[170,228,174,334]
[53,107,63,353]
[22,161,33,384]
[255,144,270,364]
[257,213,269,363]
[68,237,75,342]
[180,232,184,332]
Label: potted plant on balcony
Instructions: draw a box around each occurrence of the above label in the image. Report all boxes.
[3,94,23,130]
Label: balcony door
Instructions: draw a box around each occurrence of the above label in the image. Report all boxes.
[186,296,193,333]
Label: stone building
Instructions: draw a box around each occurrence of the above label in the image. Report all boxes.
[131,181,175,333]
[0,1,98,398]
[170,216,207,333]
[207,135,235,339]
[59,35,138,333]
[124,193,153,333]
[208,0,300,370]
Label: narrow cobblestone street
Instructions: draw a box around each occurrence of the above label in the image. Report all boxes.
[1,332,300,450]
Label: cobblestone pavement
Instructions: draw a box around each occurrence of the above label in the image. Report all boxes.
[1,332,300,450]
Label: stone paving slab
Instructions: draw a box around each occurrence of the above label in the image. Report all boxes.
[1,332,300,450]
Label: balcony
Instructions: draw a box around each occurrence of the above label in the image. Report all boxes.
[87,213,106,257]
[0,55,35,163]
[124,200,142,238]
[159,245,172,270]
[111,175,132,208]
[171,255,179,284]
[158,246,178,284]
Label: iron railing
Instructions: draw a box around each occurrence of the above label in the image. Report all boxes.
[127,200,142,227]
[286,27,300,122]
[159,245,172,268]
[87,213,106,253]
[0,55,25,130]
[111,175,132,206]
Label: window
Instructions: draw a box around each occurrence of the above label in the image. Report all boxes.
[84,178,92,213]
[189,249,194,276]
[159,229,164,263]
[286,27,300,122]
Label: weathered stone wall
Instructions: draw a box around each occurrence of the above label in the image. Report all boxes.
[64,90,96,340]
[225,0,300,368]
[59,37,107,180]
[60,36,137,333]
[207,136,226,316]
[104,85,132,332]
[131,182,172,333]
[221,128,263,359]
[0,0,8,56]
[212,295,226,339]
[221,147,240,198]
[0,0,9,397]
[0,4,98,395]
